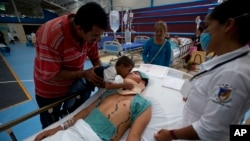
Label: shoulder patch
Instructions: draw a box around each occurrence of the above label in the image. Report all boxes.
[216,83,233,103]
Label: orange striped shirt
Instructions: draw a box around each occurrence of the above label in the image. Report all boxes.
[34,14,99,98]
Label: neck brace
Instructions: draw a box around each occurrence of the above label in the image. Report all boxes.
[118,78,145,95]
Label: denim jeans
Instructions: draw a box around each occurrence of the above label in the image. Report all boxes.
[36,95,64,129]
[62,78,94,114]
[36,78,93,129]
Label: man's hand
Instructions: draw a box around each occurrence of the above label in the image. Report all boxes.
[83,67,104,87]
[122,81,134,90]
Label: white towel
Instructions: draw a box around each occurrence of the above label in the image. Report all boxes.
[42,120,102,141]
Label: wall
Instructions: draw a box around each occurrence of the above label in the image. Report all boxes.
[112,0,150,9]
[0,9,58,43]
[112,0,196,9]
[8,24,26,43]
[0,24,9,42]
[153,0,197,7]
[0,9,58,24]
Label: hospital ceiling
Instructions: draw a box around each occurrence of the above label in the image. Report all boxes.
[0,0,100,18]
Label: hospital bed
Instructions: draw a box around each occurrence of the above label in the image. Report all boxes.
[0,64,191,141]
[21,64,192,141]
[101,41,144,64]
[98,36,114,50]
[170,37,193,64]
[133,35,150,44]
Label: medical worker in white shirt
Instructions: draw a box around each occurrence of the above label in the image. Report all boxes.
[154,0,250,140]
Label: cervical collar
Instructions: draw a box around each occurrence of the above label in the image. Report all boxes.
[118,78,145,95]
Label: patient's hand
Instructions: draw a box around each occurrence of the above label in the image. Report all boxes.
[34,126,61,141]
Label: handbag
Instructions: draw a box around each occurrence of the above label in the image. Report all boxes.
[149,40,167,63]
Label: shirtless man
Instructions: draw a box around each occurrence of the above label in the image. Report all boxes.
[35,71,152,141]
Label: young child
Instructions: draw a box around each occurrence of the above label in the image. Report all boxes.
[63,56,135,113]
[70,55,134,92]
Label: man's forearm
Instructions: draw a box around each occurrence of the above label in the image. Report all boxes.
[105,83,125,89]
[91,58,102,67]
[173,125,200,140]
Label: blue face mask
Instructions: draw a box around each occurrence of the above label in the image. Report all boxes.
[200,32,211,51]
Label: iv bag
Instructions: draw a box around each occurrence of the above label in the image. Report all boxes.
[125,28,131,44]
[123,8,129,24]
[109,10,120,33]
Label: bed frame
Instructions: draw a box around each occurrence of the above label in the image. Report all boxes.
[1,65,191,141]
[100,41,144,64]
[0,92,82,141]
[171,37,193,66]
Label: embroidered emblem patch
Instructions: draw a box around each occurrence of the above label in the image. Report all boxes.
[216,84,233,103]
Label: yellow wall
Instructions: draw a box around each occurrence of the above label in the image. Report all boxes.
[8,24,27,43]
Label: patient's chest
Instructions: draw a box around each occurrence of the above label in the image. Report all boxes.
[84,94,134,140]
[98,94,133,127]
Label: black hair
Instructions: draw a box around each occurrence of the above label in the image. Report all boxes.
[74,2,108,33]
[209,0,250,45]
[198,27,204,33]
[141,77,148,87]
[133,71,149,87]
[115,56,135,68]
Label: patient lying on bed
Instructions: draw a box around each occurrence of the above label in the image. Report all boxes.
[35,71,152,141]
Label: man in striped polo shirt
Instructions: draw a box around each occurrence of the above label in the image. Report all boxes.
[34,2,108,129]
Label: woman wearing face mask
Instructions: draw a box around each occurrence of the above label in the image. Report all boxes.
[154,0,250,141]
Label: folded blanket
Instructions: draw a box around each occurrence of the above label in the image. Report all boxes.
[42,119,102,141]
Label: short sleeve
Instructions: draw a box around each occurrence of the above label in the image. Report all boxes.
[131,95,151,123]
[103,66,117,83]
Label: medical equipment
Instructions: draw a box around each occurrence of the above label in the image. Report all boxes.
[101,40,144,63]
[109,10,120,37]
[171,37,193,64]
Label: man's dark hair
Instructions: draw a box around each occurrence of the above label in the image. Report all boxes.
[74,2,108,33]
[115,56,135,68]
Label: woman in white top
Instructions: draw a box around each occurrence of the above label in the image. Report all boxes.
[154,0,250,140]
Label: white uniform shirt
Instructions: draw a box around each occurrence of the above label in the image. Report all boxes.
[103,66,117,83]
[183,45,250,141]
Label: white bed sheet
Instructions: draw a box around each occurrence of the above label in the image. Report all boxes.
[25,65,191,141]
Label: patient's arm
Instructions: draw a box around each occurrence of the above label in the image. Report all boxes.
[105,81,134,90]
[34,97,101,141]
[126,106,152,141]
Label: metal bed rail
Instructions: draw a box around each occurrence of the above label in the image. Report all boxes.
[0,92,81,141]
[171,42,193,67]
[178,42,193,59]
